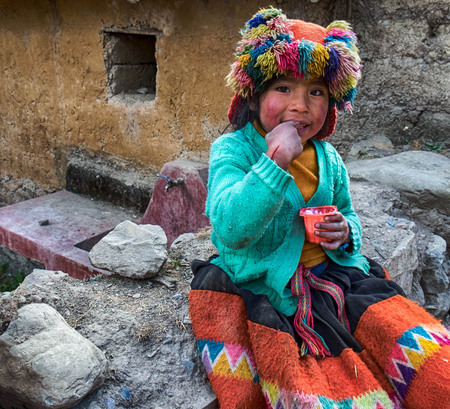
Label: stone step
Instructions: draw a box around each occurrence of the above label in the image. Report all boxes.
[0,190,140,279]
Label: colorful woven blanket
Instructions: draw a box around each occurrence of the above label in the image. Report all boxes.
[189,260,450,409]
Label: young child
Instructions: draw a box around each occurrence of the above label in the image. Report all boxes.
[189,7,450,409]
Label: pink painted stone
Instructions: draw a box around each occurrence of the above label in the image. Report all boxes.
[0,190,139,279]
[141,159,210,246]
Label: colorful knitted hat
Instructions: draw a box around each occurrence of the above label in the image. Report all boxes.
[226,7,362,138]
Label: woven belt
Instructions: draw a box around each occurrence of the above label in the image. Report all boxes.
[291,263,350,357]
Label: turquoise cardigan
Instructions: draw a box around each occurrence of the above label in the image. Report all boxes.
[206,122,369,316]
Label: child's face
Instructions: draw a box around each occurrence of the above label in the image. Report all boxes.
[258,75,330,142]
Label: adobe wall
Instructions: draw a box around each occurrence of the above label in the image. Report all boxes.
[1,0,242,195]
[1,0,448,204]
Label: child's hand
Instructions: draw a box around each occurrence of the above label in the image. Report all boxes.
[266,121,304,170]
[314,212,350,250]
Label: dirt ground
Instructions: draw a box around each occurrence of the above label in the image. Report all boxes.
[0,232,218,409]
[1,178,449,407]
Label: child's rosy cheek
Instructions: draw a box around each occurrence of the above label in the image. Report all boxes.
[265,105,278,118]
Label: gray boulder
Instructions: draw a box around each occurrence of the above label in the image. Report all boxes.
[346,151,450,214]
[419,234,450,318]
[350,181,418,297]
[89,221,168,279]
[346,135,395,162]
[0,303,107,409]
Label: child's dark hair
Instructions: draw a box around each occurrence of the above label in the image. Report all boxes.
[229,94,259,131]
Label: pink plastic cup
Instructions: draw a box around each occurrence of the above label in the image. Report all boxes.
[299,205,338,244]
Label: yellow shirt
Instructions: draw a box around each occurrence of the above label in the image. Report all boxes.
[289,143,327,267]
[254,121,327,267]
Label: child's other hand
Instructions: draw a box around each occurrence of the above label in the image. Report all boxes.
[266,121,304,170]
[314,212,350,250]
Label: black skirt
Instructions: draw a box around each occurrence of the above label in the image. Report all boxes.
[191,256,405,357]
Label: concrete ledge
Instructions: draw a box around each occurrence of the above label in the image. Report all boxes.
[0,190,140,279]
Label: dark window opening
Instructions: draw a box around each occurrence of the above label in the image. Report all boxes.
[103,29,158,101]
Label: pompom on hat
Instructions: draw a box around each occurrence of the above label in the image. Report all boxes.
[226,7,362,138]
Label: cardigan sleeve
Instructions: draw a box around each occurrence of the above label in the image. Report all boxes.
[206,133,293,249]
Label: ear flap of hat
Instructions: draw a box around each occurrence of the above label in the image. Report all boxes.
[227,92,243,125]
[325,105,337,138]
[313,105,338,140]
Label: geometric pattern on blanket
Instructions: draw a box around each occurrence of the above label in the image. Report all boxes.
[189,285,450,409]
[385,325,450,402]
[197,339,259,382]
[261,381,398,409]
[354,295,450,409]
[197,337,400,409]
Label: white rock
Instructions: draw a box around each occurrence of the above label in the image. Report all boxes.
[89,220,168,279]
[0,303,107,409]
[170,230,216,264]
[20,269,68,288]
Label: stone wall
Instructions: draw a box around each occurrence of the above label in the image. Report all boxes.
[1,0,448,203]
[329,0,450,155]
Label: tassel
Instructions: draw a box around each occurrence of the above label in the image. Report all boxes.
[291,264,351,358]
[291,265,331,357]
